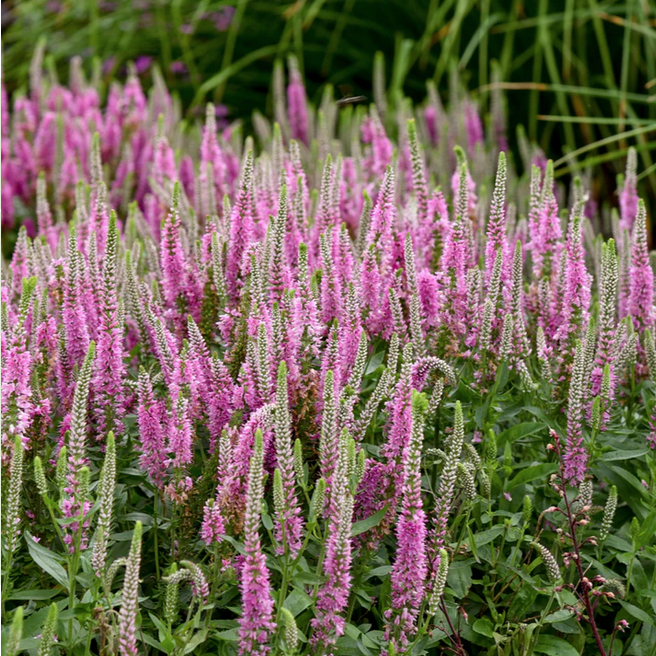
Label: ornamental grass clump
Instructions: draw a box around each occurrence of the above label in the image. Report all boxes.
[1,51,654,656]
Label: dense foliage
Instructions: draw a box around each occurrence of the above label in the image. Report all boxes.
[1,54,655,656]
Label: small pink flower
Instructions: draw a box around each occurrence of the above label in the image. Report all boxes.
[32,535,41,543]
[503,492,512,502]
[170,61,187,75]
[134,56,152,74]
[213,6,235,31]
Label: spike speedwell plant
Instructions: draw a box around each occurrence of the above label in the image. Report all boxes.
[1,51,654,656]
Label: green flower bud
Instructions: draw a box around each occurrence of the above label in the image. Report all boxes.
[164,564,180,625]
[310,478,326,522]
[591,396,601,432]
[485,430,497,465]
[56,445,68,491]
[479,471,491,499]
[273,468,284,519]
[630,517,640,544]
[457,462,476,501]
[281,607,298,652]
[428,548,450,615]
[532,542,561,583]
[356,448,366,485]
[600,485,617,540]
[347,438,356,480]
[7,606,23,656]
[293,439,304,488]
[37,603,59,656]
[601,364,611,402]
[78,466,90,504]
[522,495,532,525]
[34,455,48,497]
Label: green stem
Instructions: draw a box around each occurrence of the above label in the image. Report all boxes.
[67,531,82,655]
[153,495,161,580]
[452,506,471,556]
[1,550,13,614]
[626,553,635,596]
[527,589,557,651]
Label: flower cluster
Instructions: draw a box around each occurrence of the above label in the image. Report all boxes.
[1,52,653,656]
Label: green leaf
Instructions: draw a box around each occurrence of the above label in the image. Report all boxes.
[544,609,574,623]
[261,512,273,530]
[216,628,239,642]
[344,623,360,640]
[161,636,176,654]
[607,465,649,498]
[508,582,539,621]
[292,571,322,586]
[619,601,656,627]
[284,589,313,617]
[350,505,389,537]
[467,525,480,563]
[473,618,494,638]
[498,422,546,445]
[149,612,169,638]
[534,634,582,656]
[365,566,392,580]
[17,638,39,651]
[637,510,656,549]
[600,448,649,461]
[364,350,385,376]
[182,629,209,654]
[507,463,558,490]
[219,535,246,555]
[471,526,505,547]
[141,632,165,651]
[24,533,68,588]
[9,589,60,601]
[446,564,472,598]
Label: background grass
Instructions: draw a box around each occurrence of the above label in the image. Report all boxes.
[2,0,656,236]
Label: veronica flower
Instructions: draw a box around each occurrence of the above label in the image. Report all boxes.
[312,429,355,653]
[287,55,309,146]
[629,201,654,336]
[273,361,303,556]
[226,151,255,301]
[238,430,276,655]
[431,400,464,567]
[36,603,59,656]
[386,390,429,652]
[556,202,592,373]
[92,211,126,434]
[136,367,167,486]
[592,240,619,395]
[563,339,588,485]
[117,522,143,656]
[484,152,508,288]
[3,435,24,555]
[91,432,116,575]
[619,147,638,232]
[200,103,228,198]
[645,330,656,449]
[61,227,91,379]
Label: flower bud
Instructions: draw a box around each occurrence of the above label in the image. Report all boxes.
[34,456,48,497]
[600,485,617,540]
[522,495,532,525]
